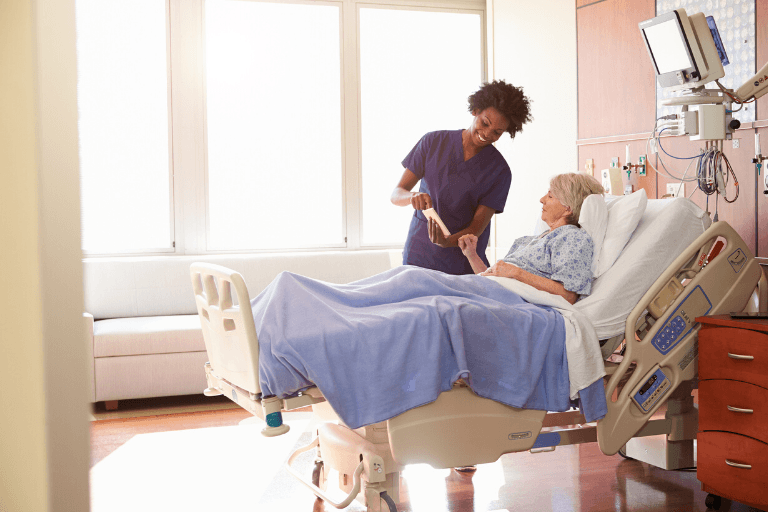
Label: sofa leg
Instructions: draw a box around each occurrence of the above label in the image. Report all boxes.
[104,400,118,411]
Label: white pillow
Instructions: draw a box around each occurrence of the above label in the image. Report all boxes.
[594,189,648,278]
[578,194,608,275]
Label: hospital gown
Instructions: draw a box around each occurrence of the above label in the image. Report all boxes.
[503,225,594,296]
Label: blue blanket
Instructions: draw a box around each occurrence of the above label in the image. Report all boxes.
[252,266,605,429]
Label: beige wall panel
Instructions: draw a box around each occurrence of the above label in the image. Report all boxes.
[0,0,50,509]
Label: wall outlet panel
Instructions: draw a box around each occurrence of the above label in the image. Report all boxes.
[666,183,684,198]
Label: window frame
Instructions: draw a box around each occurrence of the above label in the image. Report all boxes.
[82,0,486,256]
[78,0,177,256]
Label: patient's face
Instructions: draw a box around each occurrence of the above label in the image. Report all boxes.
[540,190,569,227]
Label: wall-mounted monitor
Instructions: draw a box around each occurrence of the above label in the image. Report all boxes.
[639,9,724,93]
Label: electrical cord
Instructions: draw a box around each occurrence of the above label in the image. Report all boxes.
[646,120,739,205]
[647,124,701,183]
[715,79,756,110]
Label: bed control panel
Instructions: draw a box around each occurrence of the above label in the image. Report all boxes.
[650,285,712,355]
[632,366,671,413]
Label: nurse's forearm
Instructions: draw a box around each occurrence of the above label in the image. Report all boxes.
[391,187,416,206]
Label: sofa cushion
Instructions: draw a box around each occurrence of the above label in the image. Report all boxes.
[83,250,403,320]
[94,351,210,402]
[93,315,204,358]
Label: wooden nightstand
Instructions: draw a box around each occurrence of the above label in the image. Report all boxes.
[696,315,768,511]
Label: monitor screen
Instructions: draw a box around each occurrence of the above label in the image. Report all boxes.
[643,19,693,75]
[706,16,729,66]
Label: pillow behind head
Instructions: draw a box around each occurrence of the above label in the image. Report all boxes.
[578,194,608,275]
[594,189,648,278]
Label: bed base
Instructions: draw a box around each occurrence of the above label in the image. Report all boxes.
[191,221,763,512]
[202,361,698,511]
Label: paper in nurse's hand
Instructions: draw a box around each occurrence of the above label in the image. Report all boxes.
[423,208,451,237]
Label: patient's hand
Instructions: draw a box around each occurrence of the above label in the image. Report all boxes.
[480,261,519,279]
[458,234,478,258]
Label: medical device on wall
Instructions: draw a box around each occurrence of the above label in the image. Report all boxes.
[640,10,724,93]
[636,8,768,212]
[754,133,768,196]
[640,9,768,140]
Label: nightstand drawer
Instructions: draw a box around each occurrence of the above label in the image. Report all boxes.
[699,326,768,387]
[699,380,768,444]
[697,431,768,509]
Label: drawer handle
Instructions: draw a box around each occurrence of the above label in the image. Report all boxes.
[727,353,754,360]
[727,406,754,414]
[725,459,752,470]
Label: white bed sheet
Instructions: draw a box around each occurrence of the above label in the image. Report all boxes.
[484,276,605,399]
[575,197,711,339]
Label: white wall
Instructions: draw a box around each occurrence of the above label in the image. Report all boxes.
[0,0,90,510]
[487,0,578,258]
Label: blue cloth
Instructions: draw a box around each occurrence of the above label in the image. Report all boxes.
[401,130,511,275]
[252,266,606,429]
[503,225,595,295]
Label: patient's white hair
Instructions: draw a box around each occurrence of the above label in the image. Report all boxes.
[550,173,605,226]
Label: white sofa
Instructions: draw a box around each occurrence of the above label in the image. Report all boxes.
[83,250,402,407]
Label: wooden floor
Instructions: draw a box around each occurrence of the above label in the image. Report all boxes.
[90,395,765,512]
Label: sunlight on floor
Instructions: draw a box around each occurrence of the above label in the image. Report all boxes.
[90,412,311,512]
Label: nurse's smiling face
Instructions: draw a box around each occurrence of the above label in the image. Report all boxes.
[467,107,510,148]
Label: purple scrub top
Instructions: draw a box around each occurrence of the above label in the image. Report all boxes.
[401,130,511,275]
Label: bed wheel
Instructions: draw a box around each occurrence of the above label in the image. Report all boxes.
[379,491,397,512]
[311,461,325,490]
[704,493,721,510]
[617,446,633,460]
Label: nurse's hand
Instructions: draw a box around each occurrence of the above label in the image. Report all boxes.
[458,234,478,258]
[428,218,449,247]
[410,192,432,210]
[480,261,519,279]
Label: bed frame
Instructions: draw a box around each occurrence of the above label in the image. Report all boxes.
[190,221,764,512]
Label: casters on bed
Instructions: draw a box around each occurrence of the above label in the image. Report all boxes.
[311,461,326,490]
[617,446,633,460]
[203,387,223,396]
[379,491,397,512]
[705,493,722,510]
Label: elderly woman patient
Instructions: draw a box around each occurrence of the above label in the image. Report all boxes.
[252,173,606,430]
[453,172,603,304]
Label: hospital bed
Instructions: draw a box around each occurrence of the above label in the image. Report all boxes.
[190,197,764,512]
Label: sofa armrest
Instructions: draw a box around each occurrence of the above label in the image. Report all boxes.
[83,312,95,402]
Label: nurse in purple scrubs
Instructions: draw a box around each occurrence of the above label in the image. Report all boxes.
[390,80,533,275]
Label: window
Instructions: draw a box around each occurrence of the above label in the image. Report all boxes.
[205,0,344,250]
[76,0,173,253]
[359,7,483,245]
[75,0,485,255]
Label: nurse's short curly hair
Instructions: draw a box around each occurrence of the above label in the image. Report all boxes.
[467,80,532,139]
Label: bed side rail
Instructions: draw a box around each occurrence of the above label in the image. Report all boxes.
[597,221,762,455]
[190,262,261,396]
